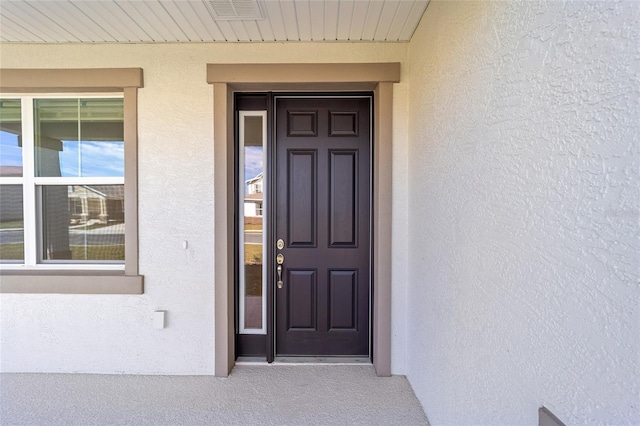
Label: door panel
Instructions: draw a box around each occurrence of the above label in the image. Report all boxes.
[329,150,358,247]
[275,97,371,357]
[287,269,317,330]
[328,270,358,330]
[287,150,317,247]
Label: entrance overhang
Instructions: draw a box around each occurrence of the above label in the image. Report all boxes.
[207,63,400,377]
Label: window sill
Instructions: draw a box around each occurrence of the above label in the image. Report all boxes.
[0,270,143,294]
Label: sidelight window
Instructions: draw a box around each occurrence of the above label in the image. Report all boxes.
[238,111,267,334]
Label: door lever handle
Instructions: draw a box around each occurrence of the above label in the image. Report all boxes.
[277,265,284,289]
[276,253,284,289]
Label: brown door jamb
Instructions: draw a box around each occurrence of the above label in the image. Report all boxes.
[208,63,399,377]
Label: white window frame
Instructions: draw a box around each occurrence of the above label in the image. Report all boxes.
[238,110,267,335]
[0,93,125,271]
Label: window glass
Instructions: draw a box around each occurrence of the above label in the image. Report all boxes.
[41,185,124,262]
[35,98,124,178]
[0,99,23,177]
[240,114,266,332]
[0,185,24,262]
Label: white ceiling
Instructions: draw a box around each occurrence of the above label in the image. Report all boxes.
[0,0,430,43]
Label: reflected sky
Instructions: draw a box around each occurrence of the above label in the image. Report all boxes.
[0,131,21,167]
[59,140,124,177]
[1,130,124,177]
[244,146,263,182]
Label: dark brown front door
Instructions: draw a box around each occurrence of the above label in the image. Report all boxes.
[274,96,371,356]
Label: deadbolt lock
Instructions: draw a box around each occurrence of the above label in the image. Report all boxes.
[276,254,285,264]
[276,239,285,250]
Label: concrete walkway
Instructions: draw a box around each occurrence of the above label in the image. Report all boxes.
[1,365,429,425]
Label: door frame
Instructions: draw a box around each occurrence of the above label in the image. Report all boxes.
[207,63,400,377]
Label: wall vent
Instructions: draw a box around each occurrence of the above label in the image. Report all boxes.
[205,0,263,20]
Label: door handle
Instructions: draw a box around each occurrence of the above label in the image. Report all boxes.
[276,253,285,289]
[277,265,283,289]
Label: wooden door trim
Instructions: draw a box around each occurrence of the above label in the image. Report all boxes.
[209,63,399,377]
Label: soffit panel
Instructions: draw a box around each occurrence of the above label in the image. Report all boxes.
[0,0,429,43]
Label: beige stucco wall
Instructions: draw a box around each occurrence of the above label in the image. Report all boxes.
[0,43,410,374]
[406,1,639,424]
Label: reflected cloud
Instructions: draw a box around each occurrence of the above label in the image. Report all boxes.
[60,141,124,177]
[244,146,263,180]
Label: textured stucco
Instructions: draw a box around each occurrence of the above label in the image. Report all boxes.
[406,1,639,425]
[2,2,638,423]
[0,43,409,375]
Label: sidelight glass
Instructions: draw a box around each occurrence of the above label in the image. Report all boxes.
[239,112,267,333]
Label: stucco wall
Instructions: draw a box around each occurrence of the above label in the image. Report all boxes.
[0,43,409,374]
[406,1,639,424]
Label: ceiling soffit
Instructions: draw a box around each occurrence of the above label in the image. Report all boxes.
[0,0,429,43]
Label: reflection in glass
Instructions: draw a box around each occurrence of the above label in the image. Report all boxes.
[0,99,23,177]
[0,185,24,261]
[34,98,124,178]
[41,185,124,262]
[242,115,265,330]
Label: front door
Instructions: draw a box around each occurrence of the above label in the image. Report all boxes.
[274,96,371,356]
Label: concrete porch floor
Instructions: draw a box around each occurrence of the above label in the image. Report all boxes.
[0,365,429,425]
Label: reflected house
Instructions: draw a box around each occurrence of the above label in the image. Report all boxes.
[0,166,23,224]
[68,185,124,225]
[242,173,263,329]
[244,172,263,218]
[0,164,123,227]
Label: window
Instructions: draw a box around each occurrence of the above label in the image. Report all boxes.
[0,68,142,294]
[238,111,267,334]
[1,96,125,267]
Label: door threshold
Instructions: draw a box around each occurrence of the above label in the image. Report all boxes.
[236,356,372,366]
[274,356,371,365]
[236,356,268,365]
